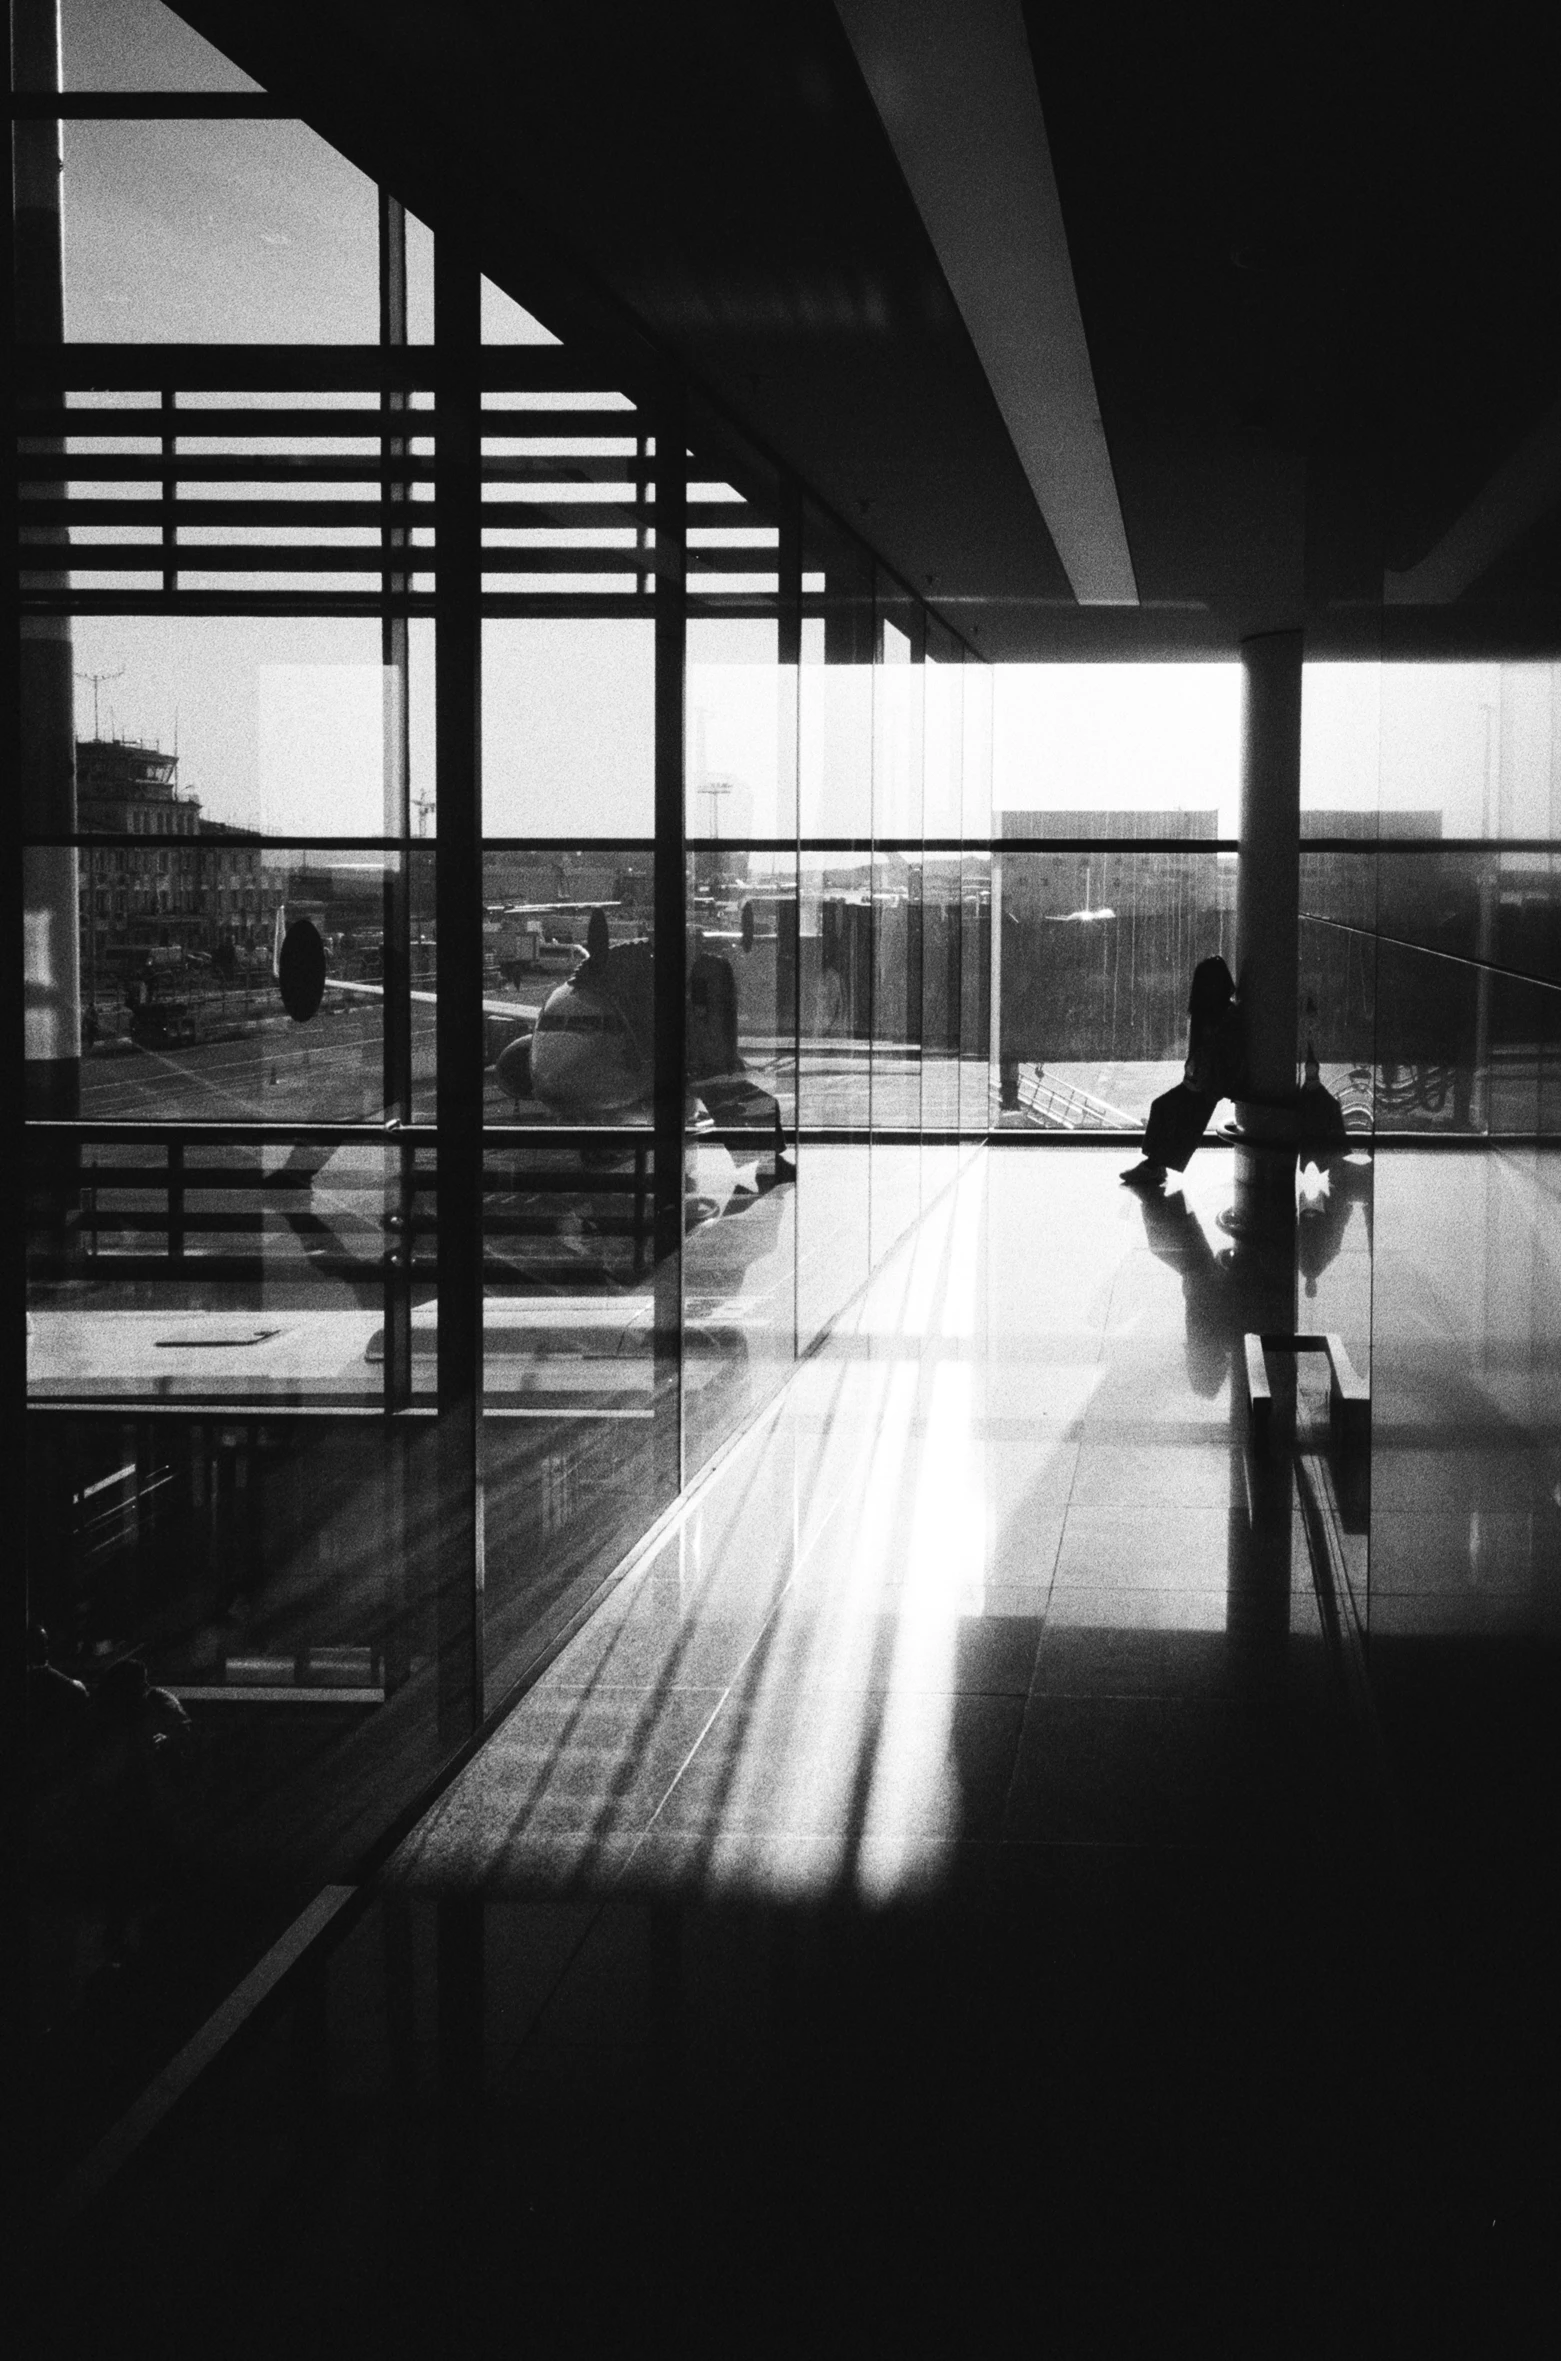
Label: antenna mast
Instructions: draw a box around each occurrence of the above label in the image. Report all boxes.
[75,664,125,741]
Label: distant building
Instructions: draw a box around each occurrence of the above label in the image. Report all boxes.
[999,809,1222,840]
[1300,810,1442,838]
[74,738,283,999]
[994,810,1236,1066]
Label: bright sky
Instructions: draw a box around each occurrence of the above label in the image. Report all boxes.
[994,661,1561,839]
[993,664,1242,833]
[68,624,1561,845]
[1301,661,1561,835]
[53,6,1561,848]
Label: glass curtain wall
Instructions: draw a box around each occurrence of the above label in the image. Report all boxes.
[1299,660,1561,1661]
[10,2,991,2185]
[797,499,875,1344]
[871,573,925,1258]
[987,664,1242,1134]
[683,416,796,1476]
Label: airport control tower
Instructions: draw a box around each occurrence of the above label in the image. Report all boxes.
[75,738,282,1013]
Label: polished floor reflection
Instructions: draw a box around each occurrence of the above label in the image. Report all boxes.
[393,1146,1311,1905]
[27,1147,1560,2353]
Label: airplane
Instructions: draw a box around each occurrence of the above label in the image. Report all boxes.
[274,900,794,1202]
[31,918,794,1426]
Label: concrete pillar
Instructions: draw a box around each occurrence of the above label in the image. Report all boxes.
[1236,631,1303,1124]
[1231,631,1302,1270]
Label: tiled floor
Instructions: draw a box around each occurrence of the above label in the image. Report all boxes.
[389,1147,1313,1907]
[31,1147,1560,2353]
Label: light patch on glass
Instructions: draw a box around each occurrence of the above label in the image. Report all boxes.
[688,625,784,839]
[257,665,388,836]
[24,849,81,1059]
[24,907,55,991]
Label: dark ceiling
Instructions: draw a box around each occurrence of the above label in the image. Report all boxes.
[176,0,1561,657]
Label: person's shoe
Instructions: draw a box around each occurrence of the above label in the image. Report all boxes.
[1119,1159,1166,1190]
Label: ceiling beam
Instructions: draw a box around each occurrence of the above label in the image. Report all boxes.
[836,0,1137,606]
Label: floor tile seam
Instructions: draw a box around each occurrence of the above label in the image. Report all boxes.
[1016,1671,1284,1723]
[498,1683,743,2053]
[438,1351,856,1921]
[944,1832,1307,1856]
[1060,1482,1241,1509]
[534,1330,881,1714]
[1025,1683,1276,1704]
[614,1449,878,1880]
[474,1368,811,1751]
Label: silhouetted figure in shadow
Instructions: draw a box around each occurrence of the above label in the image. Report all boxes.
[1296,1041,1347,1156]
[1122,956,1246,1190]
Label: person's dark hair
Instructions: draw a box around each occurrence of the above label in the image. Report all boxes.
[1188,956,1235,1027]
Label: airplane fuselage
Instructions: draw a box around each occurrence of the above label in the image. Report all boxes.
[525,975,649,1114]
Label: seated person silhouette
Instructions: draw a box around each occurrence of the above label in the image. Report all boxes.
[1122,955,1246,1190]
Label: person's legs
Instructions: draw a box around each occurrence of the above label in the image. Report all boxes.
[1123,1084,1214,1188]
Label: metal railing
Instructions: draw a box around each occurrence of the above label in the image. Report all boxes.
[25,1117,798,1286]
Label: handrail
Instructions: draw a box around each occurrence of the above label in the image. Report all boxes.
[1302,911,1561,994]
[26,1118,795,1154]
[25,1119,650,1148]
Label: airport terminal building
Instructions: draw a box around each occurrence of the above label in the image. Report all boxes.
[75,734,283,996]
[11,1,1561,2343]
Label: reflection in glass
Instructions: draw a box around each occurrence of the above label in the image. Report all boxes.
[919,854,965,1133]
[1370,846,1561,991]
[15,44,1005,2190]
[70,849,415,1126]
[681,413,795,1463]
[683,843,798,1476]
[687,616,794,843]
[27,1130,398,1409]
[60,613,434,839]
[800,504,873,840]
[24,1398,448,2189]
[870,588,924,1254]
[796,857,871,1346]
[959,851,993,1138]
[479,844,652,1128]
[994,846,1235,1129]
[1298,907,1375,1133]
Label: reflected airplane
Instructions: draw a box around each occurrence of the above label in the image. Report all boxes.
[276,902,792,1191]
